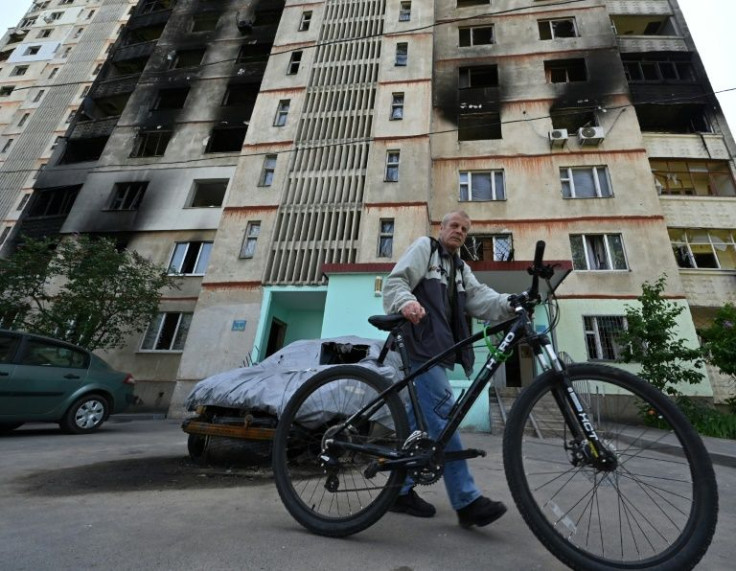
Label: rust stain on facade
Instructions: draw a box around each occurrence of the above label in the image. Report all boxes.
[223,205,279,216]
[364,202,427,209]
[202,281,262,291]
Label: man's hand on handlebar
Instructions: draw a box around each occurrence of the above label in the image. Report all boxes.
[401,301,426,325]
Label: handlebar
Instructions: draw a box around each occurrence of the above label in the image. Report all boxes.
[508,240,555,313]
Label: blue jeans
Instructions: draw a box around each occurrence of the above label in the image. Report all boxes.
[400,361,482,511]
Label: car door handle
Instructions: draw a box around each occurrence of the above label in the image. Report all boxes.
[64,374,81,379]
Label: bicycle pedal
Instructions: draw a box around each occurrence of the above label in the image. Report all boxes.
[445,448,486,462]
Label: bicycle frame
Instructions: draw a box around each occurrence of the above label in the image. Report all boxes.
[327,304,610,471]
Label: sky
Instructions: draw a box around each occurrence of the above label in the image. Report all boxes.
[1,0,735,130]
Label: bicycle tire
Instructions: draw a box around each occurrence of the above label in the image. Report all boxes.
[272,365,410,537]
[503,363,718,570]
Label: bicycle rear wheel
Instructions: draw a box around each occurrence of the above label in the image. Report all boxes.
[272,365,409,537]
[503,363,718,570]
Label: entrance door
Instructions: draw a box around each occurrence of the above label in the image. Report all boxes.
[265,318,287,358]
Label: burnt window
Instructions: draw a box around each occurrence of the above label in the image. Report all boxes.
[545,59,587,83]
[130,130,172,157]
[457,0,489,6]
[190,13,219,32]
[205,126,247,153]
[153,87,189,109]
[459,65,498,88]
[458,112,502,140]
[188,180,228,207]
[538,18,578,40]
[635,103,712,134]
[108,182,148,210]
[27,186,80,218]
[459,25,494,47]
[550,107,597,132]
[170,48,205,69]
[623,56,695,83]
[287,51,302,75]
[222,83,258,108]
[236,42,271,63]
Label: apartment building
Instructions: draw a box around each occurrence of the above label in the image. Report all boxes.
[6,0,735,420]
[0,0,138,253]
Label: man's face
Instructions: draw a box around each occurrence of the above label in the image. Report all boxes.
[438,213,470,254]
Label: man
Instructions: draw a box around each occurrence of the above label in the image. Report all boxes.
[382,210,514,528]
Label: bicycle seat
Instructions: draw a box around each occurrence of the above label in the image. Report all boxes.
[368,314,406,332]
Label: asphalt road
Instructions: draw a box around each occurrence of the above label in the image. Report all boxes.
[0,418,733,571]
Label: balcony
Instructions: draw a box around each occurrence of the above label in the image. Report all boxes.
[69,116,120,140]
[112,40,157,63]
[128,7,172,30]
[89,74,141,98]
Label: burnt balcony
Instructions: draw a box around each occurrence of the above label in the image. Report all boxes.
[89,74,141,98]
[69,116,120,140]
[112,40,157,64]
[128,7,172,30]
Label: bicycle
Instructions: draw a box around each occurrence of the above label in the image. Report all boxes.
[272,241,718,570]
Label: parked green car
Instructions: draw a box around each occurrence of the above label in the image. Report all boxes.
[0,329,136,434]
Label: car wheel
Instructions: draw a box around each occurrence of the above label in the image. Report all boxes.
[60,394,109,434]
[0,422,24,434]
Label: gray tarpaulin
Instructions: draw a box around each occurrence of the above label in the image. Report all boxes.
[185,336,403,427]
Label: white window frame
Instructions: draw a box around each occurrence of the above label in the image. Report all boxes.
[459,170,506,201]
[259,155,277,186]
[187,179,228,208]
[107,182,147,210]
[570,234,628,271]
[287,51,302,75]
[539,18,578,40]
[463,234,513,262]
[399,2,411,22]
[385,151,400,182]
[240,222,261,259]
[298,11,312,31]
[378,219,394,257]
[140,312,192,352]
[390,93,404,120]
[274,99,290,126]
[583,315,627,361]
[459,25,495,47]
[560,166,612,198]
[669,229,736,270]
[167,241,213,276]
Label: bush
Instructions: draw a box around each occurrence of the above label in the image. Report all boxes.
[676,397,736,439]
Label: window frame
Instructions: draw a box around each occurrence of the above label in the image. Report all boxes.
[187,179,228,208]
[395,42,408,66]
[240,221,261,259]
[390,92,404,120]
[167,241,213,276]
[462,233,513,262]
[298,11,312,31]
[459,25,495,47]
[583,315,627,361]
[259,155,277,187]
[107,181,148,211]
[399,2,412,22]
[651,159,735,197]
[459,170,506,201]
[544,58,587,83]
[287,51,303,75]
[130,130,172,158]
[378,218,395,258]
[385,150,400,182]
[669,229,736,270]
[560,166,612,199]
[140,312,193,352]
[274,99,290,127]
[538,18,578,40]
[570,233,628,271]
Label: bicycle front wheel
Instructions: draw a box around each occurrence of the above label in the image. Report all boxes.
[503,363,718,570]
[272,365,409,537]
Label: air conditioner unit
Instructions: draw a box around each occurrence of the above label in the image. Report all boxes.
[548,128,568,147]
[577,126,605,146]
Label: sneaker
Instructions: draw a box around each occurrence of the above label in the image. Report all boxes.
[457,496,507,528]
[389,489,436,518]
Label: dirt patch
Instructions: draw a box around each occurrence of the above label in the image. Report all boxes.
[16,456,274,496]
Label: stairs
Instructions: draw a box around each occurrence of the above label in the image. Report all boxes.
[490,387,563,438]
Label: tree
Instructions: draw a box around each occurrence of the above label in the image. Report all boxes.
[699,303,736,379]
[616,275,705,397]
[0,235,177,351]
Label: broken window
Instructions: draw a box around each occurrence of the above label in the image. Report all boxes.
[153,87,189,109]
[259,155,277,186]
[623,55,695,82]
[458,65,498,88]
[130,130,172,157]
[560,167,612,198]
[390,93,404,120]
[11,66,29,76]
[221,83,258,108]
[669,229,736,270]
[24,45,41,56]
[140,312,192,352]
[545,59,586,83]
[635,103,711,134]
[168,241,212,275]
[236,42,271,63]
[611,15,678,36]
[108,181,148,210]
[459,170,505,201]
[299,11,312,31]
[570,234,628,271]
[651,159,736,197]
[378,219,394,257]
[190,13,219,32]
[395,43,408,66]
[550,106,597,133]
[240,222,261,258]
[170,48,205,69]
[0,86,15,97]
[385,151,400,181]
[459,25,494,47]
[205,126,247,153]
[458,112,502,140]
[189,180,228,207]
[287,50,302,75]
[584,316,627,361]
[538,18,577,40]
[27,186,80,218]
[461,234,513,262]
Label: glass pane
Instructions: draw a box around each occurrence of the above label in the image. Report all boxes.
[494,236,512,261]
[572,169,596,197]
[173,313,192,350]
[378,237,393,257]
[494,171,505,199]
[715,245,736,269]
[155,314,179,350]
[597,169,611,196]
[570,235,586,269]
[141,314,163,350]
[168,243,186,273]
[194,242,212,274]
[586,235,609,270]
[248,224,260,238]
[607,234,627,269]
[380,220,394,233]
[471,173,492,200]
[243,238,257,258]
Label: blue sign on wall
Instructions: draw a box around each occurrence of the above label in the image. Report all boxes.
[232,320,247,332]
